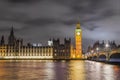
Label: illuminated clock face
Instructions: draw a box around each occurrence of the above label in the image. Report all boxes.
[77,32,80,35]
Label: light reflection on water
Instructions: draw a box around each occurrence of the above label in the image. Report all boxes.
[0,60,120,80]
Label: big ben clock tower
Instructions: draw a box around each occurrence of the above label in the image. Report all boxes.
[75,22,82,58]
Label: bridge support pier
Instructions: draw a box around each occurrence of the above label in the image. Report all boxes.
[106,52,110,62]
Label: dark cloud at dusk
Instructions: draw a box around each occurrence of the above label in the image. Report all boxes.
[0,0,119,49]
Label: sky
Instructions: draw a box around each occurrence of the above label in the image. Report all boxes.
[0,0,120,49]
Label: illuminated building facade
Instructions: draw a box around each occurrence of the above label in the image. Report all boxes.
[5,46,53,59]
[0,22,82,59]
[71,22,82,59]
[75,22,82,58]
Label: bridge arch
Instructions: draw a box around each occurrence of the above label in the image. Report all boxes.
[98,54,106,61]
[87,56,92,60]
[92,56,97,60]
[109,53,120,62]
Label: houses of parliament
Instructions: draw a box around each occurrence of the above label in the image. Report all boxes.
[0,22,82,59]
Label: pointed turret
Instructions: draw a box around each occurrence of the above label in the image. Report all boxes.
[0,35,5,45]
[10,27,14,37]
[8,27,16,46]
[76,22,81,29]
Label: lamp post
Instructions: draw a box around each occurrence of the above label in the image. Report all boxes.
[91,50,94,53]
[91,50,94,60]
[96,47,99,61]
[105,43,109,48]
[105,43,110,61]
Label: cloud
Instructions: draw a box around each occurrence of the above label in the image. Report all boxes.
[25,18,58,27]
[3,0,41,4]
[0,0,119,48]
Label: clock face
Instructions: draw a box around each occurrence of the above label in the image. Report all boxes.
[77,32,80,35]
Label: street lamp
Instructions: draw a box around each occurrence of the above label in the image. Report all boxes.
[96,47,99,61]
[90,50,94,60]
[105,43,110,61]
[105,43,109,48]
[96,47,99,51]
[91,50,94,54]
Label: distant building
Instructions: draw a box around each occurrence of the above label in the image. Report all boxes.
[86,40,118,53]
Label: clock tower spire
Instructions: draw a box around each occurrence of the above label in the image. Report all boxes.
[75,22,82,58]
[76,22,81,29]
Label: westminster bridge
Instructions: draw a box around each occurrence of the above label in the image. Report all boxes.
[84,48,120,62]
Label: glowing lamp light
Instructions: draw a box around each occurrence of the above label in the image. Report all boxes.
[105,43,109,48]
[91,50,94,53]
[96,47,99,51]
[77,55,80,58]
[72,55,75,58]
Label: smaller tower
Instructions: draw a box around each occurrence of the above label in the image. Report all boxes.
[8,27,16,46]
[53,38,60,59]
[64,38,71,59]
[0,35,5,45]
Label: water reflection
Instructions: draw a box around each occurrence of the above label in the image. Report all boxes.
[67,60,86,80]
[0,60,120,80]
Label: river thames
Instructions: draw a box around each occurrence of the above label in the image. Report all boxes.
[0,60,120,80]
